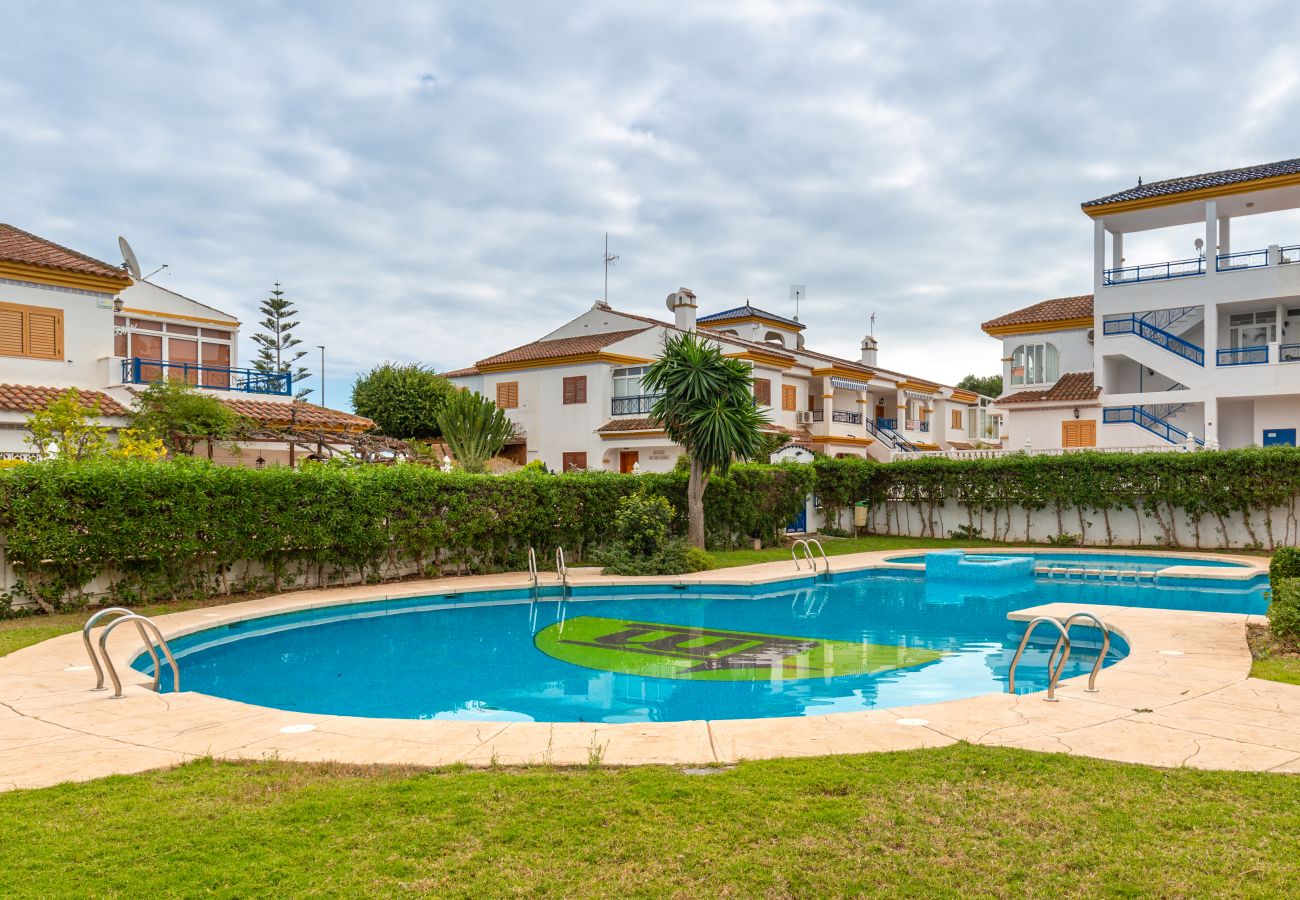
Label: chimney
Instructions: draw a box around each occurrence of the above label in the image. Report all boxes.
[860,334,878,367]
[666,287,697,331]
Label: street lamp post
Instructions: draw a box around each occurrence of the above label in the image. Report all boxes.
[317,345,326,407]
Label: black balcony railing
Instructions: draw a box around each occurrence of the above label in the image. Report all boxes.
[611,394,662,416]
[832,410,862,425]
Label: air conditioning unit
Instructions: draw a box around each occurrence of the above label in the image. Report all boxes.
[796,410,814,425]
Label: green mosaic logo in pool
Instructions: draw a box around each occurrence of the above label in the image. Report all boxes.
[534,616,944,682]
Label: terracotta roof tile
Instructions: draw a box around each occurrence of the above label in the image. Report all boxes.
[0,224,129,281]
[595,417,663,433]
[476,328,649,368]
[1082,157,1300,208]
[982,295,1094,333]
[440,366,480,378]
[220,398,374,432]
[997,371,1100,405]
[0,384,128,416]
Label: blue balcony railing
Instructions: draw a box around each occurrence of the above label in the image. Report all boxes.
[875,417,898,430]
[1281,343,1300,363]
[1282,245,1300,265]
[1102,316,1204,366]
[121,358,291,395]
[1217,346,1269,367]
[611,393,662,416]
[1216,249,1269,272]
[1103,406,1203,446]
[1104,256,1204,285]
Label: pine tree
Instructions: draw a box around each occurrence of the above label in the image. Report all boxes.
[251,282,312,399]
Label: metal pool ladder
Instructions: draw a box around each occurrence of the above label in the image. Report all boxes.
[1008,612,1112,702]
[527,546,541,600]
[555,546,570,600]
[82,609,180,699]
[790,538,831,579]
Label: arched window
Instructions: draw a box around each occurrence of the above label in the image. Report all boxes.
[1010,342,1059,386]
[763,331,786,347]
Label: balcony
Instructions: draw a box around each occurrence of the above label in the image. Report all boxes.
[1104,244,1300,286]
[875,417,898,430]
[121,358,292,395]
[1217,346,1269,367]
[611,394,662,416]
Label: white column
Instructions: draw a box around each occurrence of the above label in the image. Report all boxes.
[1204,395,1218,448]
[1204,200,1218,279]
[1111,230,1124,273]
[1218,216,1231,257]
[1093,217,1106,294]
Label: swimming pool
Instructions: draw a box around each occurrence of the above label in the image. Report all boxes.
[136,567,1266,724]
[886,551,1252,573]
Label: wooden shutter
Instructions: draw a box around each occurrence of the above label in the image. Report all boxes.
[1061,420,1096,448]
[0,301,63,360]
[753,378,771,405]
[561,452,587,472]
[562,375,587,404]
[782,384,797,411]
[0,306,23,356]
[951,409,962,429]
[496,381,519,409]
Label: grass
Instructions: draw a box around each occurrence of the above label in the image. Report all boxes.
[1248,623,1300,686]
[704,533,1008,568]
[1,746,1298,897]
[0,596,234,658]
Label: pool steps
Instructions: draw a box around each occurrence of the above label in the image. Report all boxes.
[1009,611,1113,701]
[82,610,179,699]
[790,539,831,579]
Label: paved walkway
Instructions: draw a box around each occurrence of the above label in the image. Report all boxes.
[2,550,1297,791]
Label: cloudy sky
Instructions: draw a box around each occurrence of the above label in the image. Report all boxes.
[3,1,1298,406]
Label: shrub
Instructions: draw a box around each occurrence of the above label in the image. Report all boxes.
[684,546,715,572]
[1268,577,1300,640]
[614,491,673,558]
[1269,546,1300,589]
[351,363,455,440]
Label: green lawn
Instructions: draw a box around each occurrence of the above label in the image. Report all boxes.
[0,747,1297,897]
[704,533,1010,568]
[1248,624,1300,686]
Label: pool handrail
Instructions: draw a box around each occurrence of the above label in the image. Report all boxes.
[1048,612,1112,693]
[555,546,569,599]
[527,547,540,600]
[806,539,831,578]
[97,613,180,699]
[1008,616,1072,701]
[82,607,160,692]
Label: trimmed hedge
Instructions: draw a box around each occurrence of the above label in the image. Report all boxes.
[0,459,813,609]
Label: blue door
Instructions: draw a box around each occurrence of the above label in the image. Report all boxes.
[1263,428,1297,447]
[786,504,808,533]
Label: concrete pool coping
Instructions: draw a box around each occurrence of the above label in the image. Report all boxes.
[2,547,1296,791]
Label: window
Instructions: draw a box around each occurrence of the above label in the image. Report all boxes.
[0,300,63,360]
[561,452,587,472]
[1229,310,1276,348]
[496,381,519,409]
[117,316,235,385]
[562,375,587,404]
[1010,342,1059,386]
[1061,420,1096,448]
[951,409,963,430]
[612,365,650,398]
[753,378,771,406]
[782,384,797,411]
[763,331,786,347]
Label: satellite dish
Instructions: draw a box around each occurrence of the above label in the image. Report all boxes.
[118,236,142,279]
[665,291,680,312]
[1194,237,1205,253]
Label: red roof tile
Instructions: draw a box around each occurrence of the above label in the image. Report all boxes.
[220,398,374,432]
[595,417,663,433]
[982,295,1094,333]
[440,366,480,378]
[997,372,1100,405]
[476,328,649,368]
[0,384,128,416]
[0,224,129,281]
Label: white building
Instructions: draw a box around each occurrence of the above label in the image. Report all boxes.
[0,223,372,460]
[984,157,1300,451]
[444,292,992,472]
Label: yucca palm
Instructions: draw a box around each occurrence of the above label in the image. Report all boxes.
[643,331,769,548]
[435,390,516,473]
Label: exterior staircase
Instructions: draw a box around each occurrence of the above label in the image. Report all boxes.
[1102,405,1203,445]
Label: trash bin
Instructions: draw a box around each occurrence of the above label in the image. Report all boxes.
[854,502,869,528]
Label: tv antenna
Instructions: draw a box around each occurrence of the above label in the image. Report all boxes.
[603,233,620,303]
[789,284,806,321]
[870,310,877,337]
[117,236,142,279]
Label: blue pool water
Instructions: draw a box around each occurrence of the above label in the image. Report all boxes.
[889,551,1250,572]
[137,569,1267,723]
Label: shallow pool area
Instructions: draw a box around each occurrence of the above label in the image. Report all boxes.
[886,550,1252,573]
[135,565,1267,724]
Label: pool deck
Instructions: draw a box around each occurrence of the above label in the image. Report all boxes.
[2,548,1297,791]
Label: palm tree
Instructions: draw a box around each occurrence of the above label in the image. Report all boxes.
[435,390,516,473]
[643,331,769,548]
